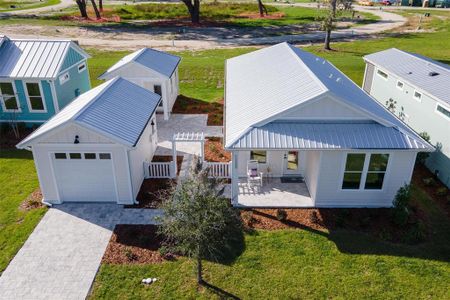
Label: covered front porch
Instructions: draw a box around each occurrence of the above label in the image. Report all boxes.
[232,178,314,208]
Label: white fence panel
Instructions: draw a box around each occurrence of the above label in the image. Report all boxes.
[203,161,231,178]
[144,161,175,178]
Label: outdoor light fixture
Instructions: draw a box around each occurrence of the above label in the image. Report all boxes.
[74,135,80,144]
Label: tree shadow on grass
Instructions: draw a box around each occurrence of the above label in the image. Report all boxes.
[201,280,241,300]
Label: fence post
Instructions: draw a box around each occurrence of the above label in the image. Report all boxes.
[143,162,149,179]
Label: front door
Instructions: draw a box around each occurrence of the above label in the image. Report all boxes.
[283,151,300,175]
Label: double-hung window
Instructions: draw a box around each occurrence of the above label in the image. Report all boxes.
[342,153,390,190]
[0,82,20,112]
[250,150,267,164]
[25,82,46,112]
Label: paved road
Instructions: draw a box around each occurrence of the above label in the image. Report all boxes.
[2,3,407,50]
[0,204,162,300]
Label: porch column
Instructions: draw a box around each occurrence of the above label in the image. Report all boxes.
[172,140,177,177]
[231,151,239,200]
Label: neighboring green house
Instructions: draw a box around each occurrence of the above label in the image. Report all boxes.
[0,35,91,125]
[363,48,450,187]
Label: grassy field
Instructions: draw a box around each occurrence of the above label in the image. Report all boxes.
[0,0,59,11]
[90,184,450,299]
[0,150,47,273]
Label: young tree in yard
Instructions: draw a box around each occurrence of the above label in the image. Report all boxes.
[90,0,101,19]
[158,161,242,284]
[257,0,268,17]
[320,0,338,50]
[181,0,201,23]
[99,0,103,12]
[75,0,88,18]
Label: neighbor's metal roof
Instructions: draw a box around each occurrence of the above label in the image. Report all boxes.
[0,38,89,79]
[231,122,431,150]
[225,43,432,151]
[99,48,181,79]
[17,78,161,148]
[364,48,450,105]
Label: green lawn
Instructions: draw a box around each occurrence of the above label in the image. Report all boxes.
[0,0,59,12]
[90,184,450,299]
[0,150,47,273]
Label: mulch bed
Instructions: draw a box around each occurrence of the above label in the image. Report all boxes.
[412,163,449,217]
[241,206,428,244]
[172,95,223,126]
[204,137,231,162]
[19,188,44,211]
[102,225,173,265]
[0,127,34,149]
[237,12,285,20]
[125,156,183,209]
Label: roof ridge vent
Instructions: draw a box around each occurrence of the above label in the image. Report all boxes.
[329,73,333,79]
[336,77,341,83]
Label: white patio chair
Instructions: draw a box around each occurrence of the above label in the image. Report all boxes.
[247,160,263,187]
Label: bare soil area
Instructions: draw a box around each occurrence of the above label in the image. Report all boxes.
[204,137,231,163]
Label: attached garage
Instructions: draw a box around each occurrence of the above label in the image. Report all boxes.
[17,77,161,205]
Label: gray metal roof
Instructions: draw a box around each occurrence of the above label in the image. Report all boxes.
[100,48,181,79]
[364,48,450,105]
[0,37,89,79]
[225,43,432,151]
[17,77,161,148]
[231,122,430,150]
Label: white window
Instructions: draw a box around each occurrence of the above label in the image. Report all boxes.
[250,150,267,164]
[0,82,20,112]
[59,72,70,85]
[413,90,422,101]
[25,82,46,112]
[342,153,389,190]
[78,62,86,73]
[377,69,388,80]
[396,81,404,90]
[436,104,450,120]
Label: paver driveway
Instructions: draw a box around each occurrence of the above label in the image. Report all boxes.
[0,204,162,300]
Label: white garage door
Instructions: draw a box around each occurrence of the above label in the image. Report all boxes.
[52,152,117,202]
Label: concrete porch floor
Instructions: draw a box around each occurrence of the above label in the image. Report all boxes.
[233,178,314,208]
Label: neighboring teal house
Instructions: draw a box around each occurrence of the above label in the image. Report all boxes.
[363,48,450,188]
[0,35,91,125]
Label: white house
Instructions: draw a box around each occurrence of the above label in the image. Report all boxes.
[224,43,433,208]
[16,77,161,205]
[363,48,450,187]
[98,48,180,120]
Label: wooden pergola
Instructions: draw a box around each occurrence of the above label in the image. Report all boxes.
[172,132,205,175]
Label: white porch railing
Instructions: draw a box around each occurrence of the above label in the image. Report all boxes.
[203,161,231,178]
[144,161,175,178]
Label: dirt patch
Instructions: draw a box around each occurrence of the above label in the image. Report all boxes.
[172,95,223,126]
[237,12,285,20]
[241,205,428,244]
[60,15,121,23]
[19,188,44,211]
[204,137,231,162]
[412,163,449,217]
[102,225,173,264]
[126,156,183,209]
[0,126,34,149]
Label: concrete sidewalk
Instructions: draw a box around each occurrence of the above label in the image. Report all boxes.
[0,204,162,300]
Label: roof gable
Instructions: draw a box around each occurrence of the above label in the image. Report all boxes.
[99,48,181,79]
[0,38,89,79]
[364,48,450,105]
[17,78,161,148]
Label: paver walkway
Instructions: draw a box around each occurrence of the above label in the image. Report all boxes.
[0,204,162,300]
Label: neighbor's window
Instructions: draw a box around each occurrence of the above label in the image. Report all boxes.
[396,81,404,90]
[437,104,450,120]
[59,72,70,85]
[413,90,422,101]
[78,62,86,73]
[250,150,267,164]
[54,153,67,159]
[377,69,388,79]
[365,154,389,190]
[0,82,19,111]
[84,153,96,159]
[99,153,111,160]
[342,154,366,189]
[25,82,45,111]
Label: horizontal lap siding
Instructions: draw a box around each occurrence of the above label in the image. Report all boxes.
[315,150,417,207]
[54,60,91,110]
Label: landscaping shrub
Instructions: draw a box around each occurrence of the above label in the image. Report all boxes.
[124,248,138,261]
[403,220,427,244]
[392,206,410,227]
[392,184,411,227]
[276,209,287,221]
[422,177,435,186]
[378,228,393,242]
[436,187,448,197]
[416,132,431,164]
